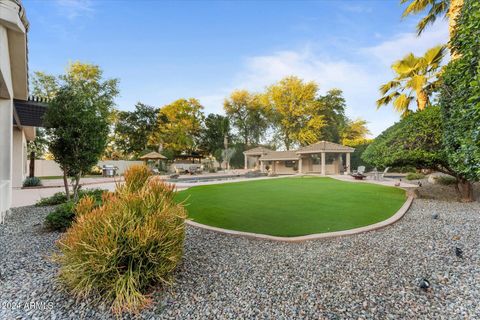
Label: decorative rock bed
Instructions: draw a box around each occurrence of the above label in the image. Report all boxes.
[1,200,479,319]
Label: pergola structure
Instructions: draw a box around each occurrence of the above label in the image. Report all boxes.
[244,141,354,175]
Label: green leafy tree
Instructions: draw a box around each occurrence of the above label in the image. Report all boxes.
[152,98,205,154]
[439,0,479,202]
[265,76,326,150]
[316,89,348,143]
[362,106,474,201]
[43,62,119,201]
[377,45,446,116]
[224,90,269,146]
[27,128,48,178]
[341,119,371,146]
[113,103,158,158]
[30,71,59,100]
[199,114,231,156]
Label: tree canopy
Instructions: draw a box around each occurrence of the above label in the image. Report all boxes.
[265,76,326,150]
[43,62,119,200]
[223,90,269,146]
[439,0,480,198]
[152,98,205,154]
[113,103,158,158]
[377,45,446,116]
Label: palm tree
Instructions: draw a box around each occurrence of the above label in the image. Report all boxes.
[377,45,446,116]
[401,0,464,50]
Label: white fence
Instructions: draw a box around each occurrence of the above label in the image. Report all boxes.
[0,180,11,224]
[29,160,145,177]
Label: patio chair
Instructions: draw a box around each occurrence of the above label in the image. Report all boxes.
[379,167,390,180]
[357,166,366,174]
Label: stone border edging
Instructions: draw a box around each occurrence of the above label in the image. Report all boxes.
[185,195,414,243]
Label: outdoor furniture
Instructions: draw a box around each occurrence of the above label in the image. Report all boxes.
[350,172,366,180]
[379,167,390,180]
[357,166,366,174]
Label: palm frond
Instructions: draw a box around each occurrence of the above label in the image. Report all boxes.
[393,94,414,113]
[407,74,427,91]
[376,92,400,108]
[422,45,446,69]
[401,0,435,17]
[379,80,401,95]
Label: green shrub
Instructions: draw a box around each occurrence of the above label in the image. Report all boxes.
[436,176,457,185]
[56,165,186,314]
[45,201,76,231]
[36,188,105,207]
[22,177,42,187]
[36,192,68,206]
[406,172,425,180]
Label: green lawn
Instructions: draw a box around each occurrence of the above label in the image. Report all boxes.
[175,177,407,237]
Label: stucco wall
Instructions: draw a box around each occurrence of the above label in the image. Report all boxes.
[29,160,145,177]
[12,128,27,187]
[271,161,297,174]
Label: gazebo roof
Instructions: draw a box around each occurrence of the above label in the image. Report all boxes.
[243,146,273,155]
[139,151,167,160]
[259,150,300,161]
[296,141,354,154]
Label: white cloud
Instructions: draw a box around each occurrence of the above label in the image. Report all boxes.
[55,0,94,20]
[362,21,449,66]
[196,21,449,137]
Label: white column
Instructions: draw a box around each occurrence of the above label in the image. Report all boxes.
[299,157,302,174]
[346,153,351,174]
[244,154,248,170]
[321,152,326,176]
[260,161,264,172]
[0,99,13,219]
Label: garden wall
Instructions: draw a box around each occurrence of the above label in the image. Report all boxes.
[29,160,144,177]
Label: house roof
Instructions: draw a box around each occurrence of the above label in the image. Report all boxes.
[12,98,48,127]
[243,146,273,155]
[139,151,167,160]
[260,150,300,161]
[296,141,354,153]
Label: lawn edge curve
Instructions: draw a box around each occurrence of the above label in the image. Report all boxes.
[186,194,413,242]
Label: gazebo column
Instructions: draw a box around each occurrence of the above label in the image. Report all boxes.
[321,152,326,176]
[346,153,351,174]
[244,154,248,170]
[298,157,303,174]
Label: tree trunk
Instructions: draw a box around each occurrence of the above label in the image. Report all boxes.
[63,170,70,201]
[29,151,35,178]
[457,179,474,202]
[73,174,81,202]
[416,90,429,110]
[448,0,464,59]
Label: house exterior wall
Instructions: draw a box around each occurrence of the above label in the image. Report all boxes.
[12,128,27,187]
[269,161,298,174]
[0,24,13,220]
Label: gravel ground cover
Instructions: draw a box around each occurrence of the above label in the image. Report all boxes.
[1,198,479,319]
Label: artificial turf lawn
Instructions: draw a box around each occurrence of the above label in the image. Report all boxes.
[175,177,407,237]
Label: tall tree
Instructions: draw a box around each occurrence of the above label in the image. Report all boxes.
[377,45,446,116]
[199,114,231,156]
[317,89,348,143]
[265,76,326,150]
[152,98,205,154]
[43,62,119,201]
[341,119,371,146]
[28,71,60,177]
[401,0,463,38]
[439,0,479,202]
[224,90,269,146]
[362,106,475,201]
[30,71,59,100]
[113,103,158,158]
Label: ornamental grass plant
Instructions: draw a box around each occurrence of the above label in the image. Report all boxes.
[56,165,187,314]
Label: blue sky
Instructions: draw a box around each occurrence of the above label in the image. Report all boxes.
[24,0,448,137]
